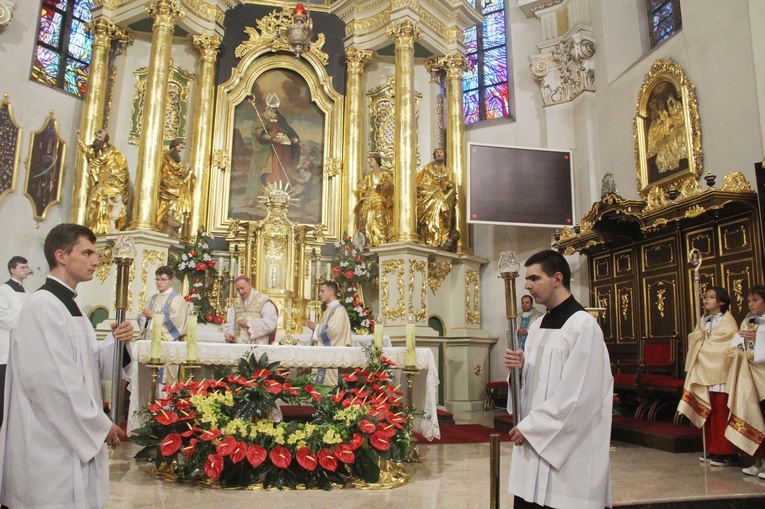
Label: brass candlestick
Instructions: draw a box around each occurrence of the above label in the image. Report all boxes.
[146,359,163,404]
[183,361,201,381]
[110,236,135,424]
[403,365,421,463]
[499,250,522,425]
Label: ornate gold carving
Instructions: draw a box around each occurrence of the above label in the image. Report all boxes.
[386,20,422,50]
[559,227,574,241]
[96,245,113,284]
[634,58,703,197]
[130,63,194,146]
[427,260,451,294]
[138,249,167,312]
[367,76,422,170]
[345,45,373,74]
[684,205,704,218]
[620,289,630,321]
[192,33,221,62]
[408,259,427,322]
[723,225,748,252]
[721,171,752,192]
[656,288,666,319]
[324,157,342,179]
[93,0,130,7]
[732,277,744,312]
[146,0,185,28]
[643,186,668,212]
[564,246,576,255]
[211,149,230,171]
[235,8,328,66]
[381,259,406,320]
[103,65,117,130]
[465,270,480,324]
[676,175,703,199]
[0,93,22,205]
[345,12,391,38]
[182,0,224,25]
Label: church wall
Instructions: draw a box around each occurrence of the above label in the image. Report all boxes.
[0,0,85,290]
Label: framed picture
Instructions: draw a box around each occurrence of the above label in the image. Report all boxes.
[0,94,22,205]
[24,112,65,222]
[634,58,702,196]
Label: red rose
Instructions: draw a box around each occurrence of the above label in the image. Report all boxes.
[296,446,318,471]
[208,259,216,268]
[160,433,182,456]
[332,265,342,276]
[317,448,338,472]
[204,453,224,479]
[246,444,266,467]
[370,431,390,451]
[334,444,355,464]
[216,435,236,456]
[230,442,247,463]
[214,315,223,325]
[205,312,214,322]
[343,270,355,280]
[270,446,292,468]
[359,420,376,434]
[155,410,179,425]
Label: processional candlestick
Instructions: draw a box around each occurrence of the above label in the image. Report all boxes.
[499,250,522,424]
[110,236,136,423]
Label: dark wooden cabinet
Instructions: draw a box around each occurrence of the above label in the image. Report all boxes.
[556,189,763,375]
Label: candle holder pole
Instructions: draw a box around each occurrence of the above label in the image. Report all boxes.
[146,359,163,404]
[403,365,421,463]
[110,236,135,423]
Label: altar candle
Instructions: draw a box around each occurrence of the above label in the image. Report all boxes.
[374,321,384,350]
[405,320,416,367]
[186,314,198,362]
[151,313,164,360]
[326,262,331,281]
[315,257,321,282]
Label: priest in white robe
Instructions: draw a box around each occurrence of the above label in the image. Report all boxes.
[306,280,351,385]
[0,223,134,509]
[504,250,612,509]
[224,275,278,344]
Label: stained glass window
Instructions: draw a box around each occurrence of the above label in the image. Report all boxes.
[32,0,94,98]
[462,0,510,125]
[646,0,682,47]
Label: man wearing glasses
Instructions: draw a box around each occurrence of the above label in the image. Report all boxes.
[137,265,188,387]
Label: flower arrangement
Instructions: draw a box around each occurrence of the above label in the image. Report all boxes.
[331,234,376,332]
[171,230,224,324]
[131,348,411,489]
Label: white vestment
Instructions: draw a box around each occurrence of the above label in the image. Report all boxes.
[0,281,27,364]
[508,307,613,509]
[312,300,351,386]
[0,282,115,509]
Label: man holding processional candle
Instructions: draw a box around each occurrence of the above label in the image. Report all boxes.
[137,265,188,391]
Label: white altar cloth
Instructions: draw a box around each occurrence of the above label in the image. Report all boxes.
[196,330,392,348]
[127,341,440,440]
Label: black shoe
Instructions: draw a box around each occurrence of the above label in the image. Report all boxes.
[709,454,739,467]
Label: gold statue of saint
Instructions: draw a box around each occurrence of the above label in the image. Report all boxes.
[157,138,194,232]
[355,155,394,247]
[416,148,456,246]
[77,129,129,234]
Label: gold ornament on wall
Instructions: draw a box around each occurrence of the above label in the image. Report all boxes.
[465,270,480,324]
[138,249,168,312]
[381,259,405,320]
[427,260,452,294]
[0,94,21,206]
[235,7,327,65]
[721,171,752,192]
[408,259,427,322]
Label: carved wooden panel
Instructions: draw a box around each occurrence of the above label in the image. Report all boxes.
[685,227,715,260]
[593,254,611,281]
[615,281,637,343]
[718,218,752,256]
[613,249,634,278]
[642,238,677,271]
[722,258,754,321]
[594,284,614,343]
[644,274,680,339]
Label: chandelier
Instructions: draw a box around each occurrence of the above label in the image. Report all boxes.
[285,3,312,58]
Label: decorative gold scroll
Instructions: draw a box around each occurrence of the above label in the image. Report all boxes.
[408,259,427,322]
[465,270,480,324]
[381,259,405,320]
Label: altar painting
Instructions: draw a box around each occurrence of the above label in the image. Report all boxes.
[228,68,324,224]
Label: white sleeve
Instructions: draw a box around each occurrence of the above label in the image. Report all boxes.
[247,301,278,339]
[224,305,236,336]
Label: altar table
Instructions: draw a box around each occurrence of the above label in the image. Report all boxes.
[127,341,440,440]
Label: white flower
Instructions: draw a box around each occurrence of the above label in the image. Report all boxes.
[355,306,364,314]
[354,267,366,276]
[193,281,203,288]
[345,297,354,304]
[182,254,188,261]
[203,254,212,261]
[361,319,370,328]
[334,242,341,248]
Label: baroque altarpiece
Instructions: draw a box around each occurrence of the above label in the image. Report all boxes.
[74,0,491,411]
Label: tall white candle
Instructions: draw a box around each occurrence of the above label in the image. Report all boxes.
[374,322,384,350]
[405,321,416,367]
[315,257,321,282]
[186,315,198,362]
[151,313,164,360]
[326,262,331,281]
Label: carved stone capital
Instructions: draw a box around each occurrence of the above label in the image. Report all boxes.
[192,33,221,63]
[0,0,16,34]
[530,28,596,106]
[345,45,373,75]
[146,0,185,29]
[87,18,133,57]
[442,52,469,80]
[387,20,422,50]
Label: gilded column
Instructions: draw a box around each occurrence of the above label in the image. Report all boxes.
[342,45,372,237]
[71,17,133,226]
[387,20,421,243]
[130,0,184,230]
[443,53,470,254]
[187,33,221,236]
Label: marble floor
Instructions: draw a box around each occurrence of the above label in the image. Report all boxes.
[107,409,765,508]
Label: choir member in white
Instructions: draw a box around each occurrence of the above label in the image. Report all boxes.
[0,255,28,426]
[504,250,613,509]
[0,223,134,508]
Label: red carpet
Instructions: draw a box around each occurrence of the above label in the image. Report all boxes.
[413,424,511,445]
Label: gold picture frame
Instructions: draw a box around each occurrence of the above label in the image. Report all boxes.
[633,58,702,197]
[24,111,66,223]
[0,93,22,205]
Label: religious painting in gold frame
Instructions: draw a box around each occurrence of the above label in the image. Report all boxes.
[209,23,343,240]
[633,58,702,197]
[0,94,22,205]
[23,111,66,222]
